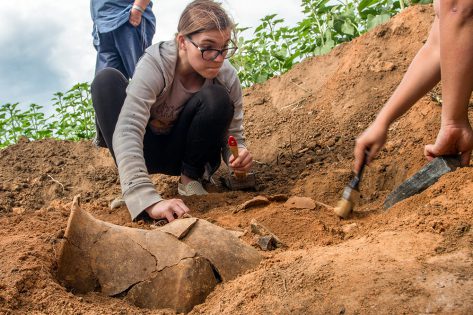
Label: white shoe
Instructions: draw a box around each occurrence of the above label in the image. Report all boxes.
[110,196,125,209]
[178,180,208,196]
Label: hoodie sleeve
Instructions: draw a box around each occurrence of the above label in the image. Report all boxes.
[222,64,246,163]
[112,51,165,221]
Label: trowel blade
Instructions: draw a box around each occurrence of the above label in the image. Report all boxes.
[384,156,461,209]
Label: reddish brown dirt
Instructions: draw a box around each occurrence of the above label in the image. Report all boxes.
[1,5,472,314]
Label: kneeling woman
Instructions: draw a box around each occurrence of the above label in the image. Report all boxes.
[91,0,252,222]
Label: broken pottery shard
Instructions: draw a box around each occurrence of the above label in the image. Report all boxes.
[91,230,159,296]
[57,196,262,313]
[57,197,109,293]
[126,256,218,313]
[267,194,289,202]
[56,238,99,293]
[256,235,278,251]
[91,228,196,296]
[58,197,196,296]
[181,219,262,281]
[384,156,461,209]
[250,219,284,248]
[250,218,271,236]
[236,196,270,212]
[284,196,316,210]
[158,217,198,239]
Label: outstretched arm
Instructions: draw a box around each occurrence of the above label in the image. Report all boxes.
[424,0,473,165]
[354,16,441,172]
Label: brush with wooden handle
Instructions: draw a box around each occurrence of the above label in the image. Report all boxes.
[334,152,367,219]
[228,136,246,180]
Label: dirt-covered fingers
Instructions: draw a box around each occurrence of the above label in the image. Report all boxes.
[145,199,190,221]
[170,199,190,218]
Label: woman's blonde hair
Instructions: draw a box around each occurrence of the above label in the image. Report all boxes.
[177,0,236,42]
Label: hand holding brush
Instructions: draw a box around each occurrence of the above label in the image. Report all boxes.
[334,152,368,219]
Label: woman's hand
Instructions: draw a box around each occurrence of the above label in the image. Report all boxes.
[229,148,253,173]
[354,121,389,173]
[145,199,190,222]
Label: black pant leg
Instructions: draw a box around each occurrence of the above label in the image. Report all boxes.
[91,68,128,159]
[144,84,234,179]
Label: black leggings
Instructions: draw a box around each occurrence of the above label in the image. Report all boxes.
[91,67,234,180]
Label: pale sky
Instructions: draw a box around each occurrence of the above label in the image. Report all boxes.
[0,1,304,110]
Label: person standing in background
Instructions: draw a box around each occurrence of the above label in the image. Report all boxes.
[91,0,156,147]
[90,0,156,79]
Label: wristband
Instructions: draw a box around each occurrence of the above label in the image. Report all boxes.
[132,4,145,13]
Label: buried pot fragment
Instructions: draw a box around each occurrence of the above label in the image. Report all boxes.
[256,235,279,251]
[250,219,285,250]
[57,196,262,312]
[284,196,316,210]
[91,227,196,296]
[57,197,196,296]
[234,195,270,213]
[127,256,218,313]
[178,219,262,281]
[158,217,198,239]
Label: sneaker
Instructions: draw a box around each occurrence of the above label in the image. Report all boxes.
[110,196,125,209]
[178,180,208,196]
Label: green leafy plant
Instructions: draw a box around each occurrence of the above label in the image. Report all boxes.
[0,83,95,148]
[231,15,300,86]
[49,83,95,140]
[0,0,433,149]
[231,0,432,87]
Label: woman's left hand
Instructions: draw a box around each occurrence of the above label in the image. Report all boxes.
[229,148,253,173]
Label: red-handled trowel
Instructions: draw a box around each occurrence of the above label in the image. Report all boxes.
[223,136,257,190]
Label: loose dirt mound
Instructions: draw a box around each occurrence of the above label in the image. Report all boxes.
[1,5,472,314]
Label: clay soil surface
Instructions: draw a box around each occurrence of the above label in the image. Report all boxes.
[1,5,472,314]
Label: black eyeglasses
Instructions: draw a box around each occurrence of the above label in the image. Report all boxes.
[186,36,238,61]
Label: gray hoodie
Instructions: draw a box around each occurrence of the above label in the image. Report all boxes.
[112,40,245,220]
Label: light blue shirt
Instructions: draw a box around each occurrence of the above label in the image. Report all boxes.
[91,0,156,45]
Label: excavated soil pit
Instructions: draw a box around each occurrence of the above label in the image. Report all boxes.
[1,5,472,314]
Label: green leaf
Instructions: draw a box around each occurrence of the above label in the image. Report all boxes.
[367,13,391,30]
[341,21,355,36]
[358,0,379,12]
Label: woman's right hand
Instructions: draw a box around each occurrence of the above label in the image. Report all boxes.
[354,121,389,173]
[145,199,190,222]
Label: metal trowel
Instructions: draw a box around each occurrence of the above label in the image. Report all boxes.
[384,155,461,209]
